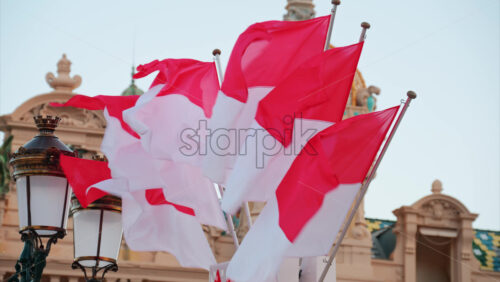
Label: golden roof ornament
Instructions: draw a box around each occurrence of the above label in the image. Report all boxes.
[46,54,82,92]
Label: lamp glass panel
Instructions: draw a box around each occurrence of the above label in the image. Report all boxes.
[16,178,28,228]
[100,210,123,264]
[16,175,71,235]
[73,209,100,267]
[73,209,123,267]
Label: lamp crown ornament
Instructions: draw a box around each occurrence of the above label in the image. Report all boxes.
[34,115,61,134]
[10,115,74,180]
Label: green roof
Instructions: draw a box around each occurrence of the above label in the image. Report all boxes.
[365,218,500,272]
[473,229,500,272]
[121,82,144,96]
[121,66,144,96]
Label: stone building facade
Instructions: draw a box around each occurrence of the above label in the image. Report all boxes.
[0,1,499,281]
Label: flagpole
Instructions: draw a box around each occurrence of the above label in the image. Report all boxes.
[243,202,253,228]
[212,49,253,243]
[212,49,224,85]
[324,0,341,51]
[359,22,370,43]
[217,185,240,249]
[318,91,417,282]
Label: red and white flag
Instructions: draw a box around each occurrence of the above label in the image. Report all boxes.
[221,42,364,214]
[51,94,226,229]
[202,16,331,184]
[123,59,219,165]
[226,106,400,281]
[60,156,217,270]
[118,16,330,184]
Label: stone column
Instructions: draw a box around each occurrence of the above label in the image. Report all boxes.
[456,216,476,282]
[403,212,418,282]
[393,207,418,282]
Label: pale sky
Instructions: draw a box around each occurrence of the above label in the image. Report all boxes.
[1,0,499,229]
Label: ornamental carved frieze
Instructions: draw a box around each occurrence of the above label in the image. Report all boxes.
[18,103,106,130]
[421,199,461,220]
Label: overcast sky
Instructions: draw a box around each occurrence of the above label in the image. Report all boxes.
[1,0,499,229]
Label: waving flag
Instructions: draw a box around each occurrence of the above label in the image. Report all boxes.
[221,15,330,102]
[226,106,400,281]
[122,188,216,269]
[132,59,219,117]
[51,94,226,230]
[60,156,109,207]
[123,59,220,165]
[118,17,331,185]
[221,42,364,214]
[60,155,216,270]
[203,16,332,184]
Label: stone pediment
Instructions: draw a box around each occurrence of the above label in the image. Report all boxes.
[413,195,469,229]
[0,92,106,154]
[1,54,106,134]
[412,185,475,219]
[394,180,478,230]
[8,92,106,131]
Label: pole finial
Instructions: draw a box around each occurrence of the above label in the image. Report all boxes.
[359,22,371,42]
[212,49,221,56]
[332,0,341,5]
[407,91,417,99]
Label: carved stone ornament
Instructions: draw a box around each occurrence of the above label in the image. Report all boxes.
[355,85,380,110]
[432,179,443,194]
[348,201,371,240]
[421,199,460,220]
[46,54,82,92]
[405,246,415,254]
[19,102,106,130]
[284,0,315,21]
[350,223,371,240]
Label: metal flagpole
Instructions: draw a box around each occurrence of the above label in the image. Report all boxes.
[317,22,372,281]
[212,49,253,244]
[212,49,224,85]
[318,91,417,282]
[243,202,253,228]
[212,49,240,249]
[324,0,341,51]
[218,185,240,249]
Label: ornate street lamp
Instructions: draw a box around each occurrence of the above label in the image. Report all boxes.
[71,156,123,282]
[9,115,75,281]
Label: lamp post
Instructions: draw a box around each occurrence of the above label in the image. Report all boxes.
[70,155,123,282]
[8,115,75,281]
